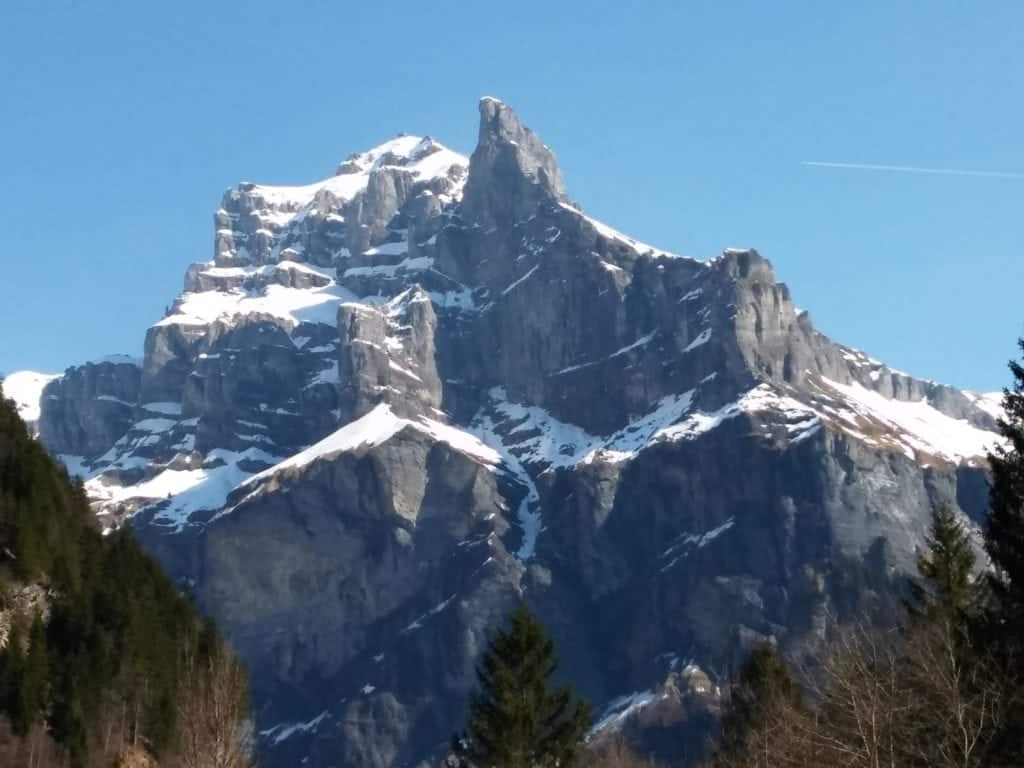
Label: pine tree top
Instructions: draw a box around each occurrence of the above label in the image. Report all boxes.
[910,503,976,621]
[456,602,591,768]
[985,338,1024,619]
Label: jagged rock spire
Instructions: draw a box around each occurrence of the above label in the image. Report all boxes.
[462,97,566,229]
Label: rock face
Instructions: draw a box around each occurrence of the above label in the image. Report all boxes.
[462,96,566,230]
[38,357,141,459]
[34,99,1004,767]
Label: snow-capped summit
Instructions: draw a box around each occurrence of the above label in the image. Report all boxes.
[28,98,1006,768]
[211,134,468,270]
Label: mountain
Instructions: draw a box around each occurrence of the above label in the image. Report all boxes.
[15,97,1003,767]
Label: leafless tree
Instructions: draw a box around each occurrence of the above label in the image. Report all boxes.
[709,682,816,768]
[589,733,662,767]
[173,643,254,768]
[900,617,1005,768]
[801,624,914,768]
[796,620,1006,768]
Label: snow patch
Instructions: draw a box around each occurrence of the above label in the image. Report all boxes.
[88,447,283,530]
[470,410,543,561]
[660,518,736,571]
[965,391,1005,421]
[817,378,1002,464]
[260,711,330,745]
[560,202,693,261]
[401,594,457,633]
[343,256,434,279]
[241,136,466,227]
[473,388,698,471]
[683,328,712,353]
[157,281,355,330]
[501,264,540,296]
[2,371,60,424]
[243,404,502,492]
[591,691,660,735]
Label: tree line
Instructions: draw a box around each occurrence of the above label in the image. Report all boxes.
[0,384,252,768]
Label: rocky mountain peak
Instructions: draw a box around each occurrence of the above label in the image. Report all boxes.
[22,97,1008,767]
[462,97,566,229]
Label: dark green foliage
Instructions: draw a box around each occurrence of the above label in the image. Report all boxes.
[0,385,84,590]
[454,603,591,768]
[981,338,1024,766]
[10,613,50,737]
[0,617,28,735]
[908,503,976,622]
[986,338,1024,621]
[0,384,246,766]
[713,643,802,762]
[42,527,201,764]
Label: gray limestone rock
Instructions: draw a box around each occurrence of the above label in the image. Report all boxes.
[38,358,141,459]
[462,97,566,230]
[35,97,1005,768]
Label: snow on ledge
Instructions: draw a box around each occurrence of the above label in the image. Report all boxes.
[964,391,1004,421]
[156,281,356,330]
[816,378,1002,465]
[260,711,330,746]
[242,404,503,491]
[559,202,696,261]
[590,691,660,736]
[240,135,467,217]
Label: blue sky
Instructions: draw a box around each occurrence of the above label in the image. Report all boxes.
[1,1,1021,390]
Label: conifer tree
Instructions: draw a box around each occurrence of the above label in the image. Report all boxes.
[982,338,1024,767]
[908,503,976,621]
[12,613,49,736]
[0,619,26,733]
[454,603,591,768]
[986,338,1024,623]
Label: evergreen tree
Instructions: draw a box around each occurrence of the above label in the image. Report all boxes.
[10,613,49,736]
[982,338,1024,767]
[0,618,26,734]
[454,603,591,768]
[908,503,976,621]
[986,338,1024,622]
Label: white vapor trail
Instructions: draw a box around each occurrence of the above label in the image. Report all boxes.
[802,161,1024,179]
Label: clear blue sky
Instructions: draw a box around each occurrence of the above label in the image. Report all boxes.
[1,1,1021,391]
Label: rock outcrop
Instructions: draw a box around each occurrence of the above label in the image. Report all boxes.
[29,98,1004,767]
[38,357,141,460]
[462,96,566,230]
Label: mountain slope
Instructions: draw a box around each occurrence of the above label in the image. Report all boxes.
[29,98,1002,767]
[0,381,249,768]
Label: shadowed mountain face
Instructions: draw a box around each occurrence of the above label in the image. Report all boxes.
[20,98,1001,766]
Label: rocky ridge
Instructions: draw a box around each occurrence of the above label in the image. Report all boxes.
[9,98,1005,767]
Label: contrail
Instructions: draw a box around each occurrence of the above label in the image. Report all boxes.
[802,161,1024,179]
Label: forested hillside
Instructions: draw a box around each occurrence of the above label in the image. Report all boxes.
[0,384,252,768]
